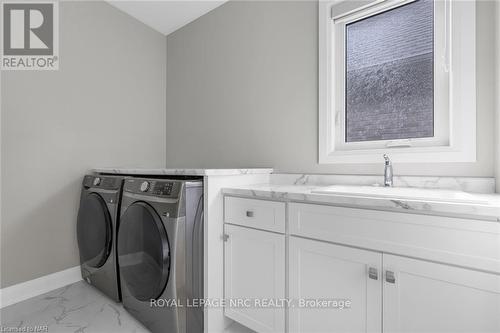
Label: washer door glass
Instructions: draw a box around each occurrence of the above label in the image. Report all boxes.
[118,202,170,301]
[77,192,112,268]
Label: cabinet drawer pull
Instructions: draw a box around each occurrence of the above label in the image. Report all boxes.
[386,270,396,284]
[368,267,378,280]
[246,210,254,218]
[223,234,229,242]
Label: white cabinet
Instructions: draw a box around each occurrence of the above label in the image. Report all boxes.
[289,236,382,333]
[289,237,500,333]
[383,254,500,333]
[223,197,500,333]
[224,224,285,333]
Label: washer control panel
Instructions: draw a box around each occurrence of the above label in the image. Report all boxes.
[124,178,179,198]
[152,182,174,196]
[83,175,122,190]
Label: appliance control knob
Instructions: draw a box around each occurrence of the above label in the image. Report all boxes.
[140,181,150,192]
[93,177,101,186]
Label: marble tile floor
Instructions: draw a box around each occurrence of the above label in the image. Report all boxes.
[0,281,149,333]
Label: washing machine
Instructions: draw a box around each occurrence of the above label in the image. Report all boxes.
[77,174,124,302]
[117,177,204,333]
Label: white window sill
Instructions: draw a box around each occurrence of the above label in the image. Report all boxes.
[319,144,476,164]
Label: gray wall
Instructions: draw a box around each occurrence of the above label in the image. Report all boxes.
[1,1,166,288]
[166,0,496,177]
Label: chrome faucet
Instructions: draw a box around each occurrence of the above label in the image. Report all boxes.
[383,154,393,187]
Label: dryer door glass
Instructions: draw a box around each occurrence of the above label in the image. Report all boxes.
[77,192,112,268]
[118,202,170,301]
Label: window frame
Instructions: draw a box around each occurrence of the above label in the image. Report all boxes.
[318,0,476,164]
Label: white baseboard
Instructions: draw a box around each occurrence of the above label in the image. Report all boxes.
[0,266,82,309]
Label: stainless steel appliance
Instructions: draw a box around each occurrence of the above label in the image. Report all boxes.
[117,177,204,333]
[77,175,124,302]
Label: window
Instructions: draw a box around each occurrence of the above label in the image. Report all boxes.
[346,0,434,142]
[319,0,476,164]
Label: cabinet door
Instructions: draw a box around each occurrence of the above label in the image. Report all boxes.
[383,254,500,333]
[289,237,382,333]
[224,224,285,333]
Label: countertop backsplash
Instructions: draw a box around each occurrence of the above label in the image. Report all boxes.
[269,173,496,194]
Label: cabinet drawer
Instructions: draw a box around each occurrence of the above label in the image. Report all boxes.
[224,196,285,233]
[289,203,500,273]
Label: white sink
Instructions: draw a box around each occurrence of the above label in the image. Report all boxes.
[311,185,489,204]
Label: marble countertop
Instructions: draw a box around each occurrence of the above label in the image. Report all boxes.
[93,168,273,176]
[222,183,500,222]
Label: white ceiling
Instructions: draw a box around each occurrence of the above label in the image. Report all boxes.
[107,0,228,35]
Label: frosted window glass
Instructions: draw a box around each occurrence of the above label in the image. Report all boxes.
[345,0,434,142]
